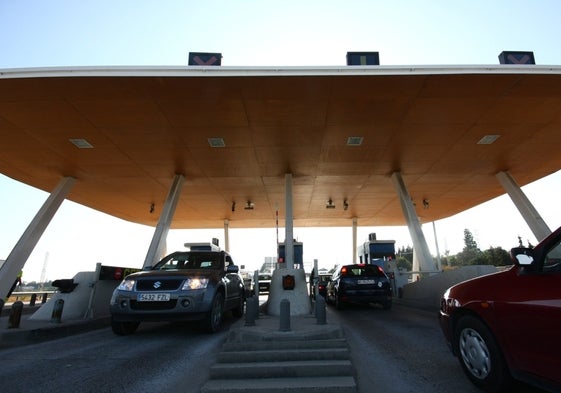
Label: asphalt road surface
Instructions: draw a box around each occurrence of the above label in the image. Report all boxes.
[0,303,549,393]
[328,302,548,393]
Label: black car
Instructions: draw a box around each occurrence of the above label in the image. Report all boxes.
[326,264,392,310]
[110,246,245,335]
[310,273,331,300]
[258,272,272,293]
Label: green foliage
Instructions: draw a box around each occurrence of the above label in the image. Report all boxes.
[396,256,412,271]
[483,246,512,266]
[449,229,513,267]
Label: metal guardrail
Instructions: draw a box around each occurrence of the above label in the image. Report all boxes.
[8,291,55,305]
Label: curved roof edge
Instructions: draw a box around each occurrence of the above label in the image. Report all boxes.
[1,64,561,79]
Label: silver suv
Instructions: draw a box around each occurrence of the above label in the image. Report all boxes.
[110,244,245,334]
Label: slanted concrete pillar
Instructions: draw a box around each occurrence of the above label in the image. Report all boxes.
[496,171,551,242]
[143,174,185,269]
[0,177,75,299]
[391,172,435,275]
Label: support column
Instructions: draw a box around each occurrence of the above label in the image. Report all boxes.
[224,219,230,252]
[432,221,442,271]
[496,171,551,242]
[267,173,310,316]
[0,177,75,299]
[285,173,294,269]
[143,174,185,269]
[352,217,358,264]
[391,172,435,275]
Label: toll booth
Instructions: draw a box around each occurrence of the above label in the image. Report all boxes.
[184,238,221,251]
[278,241,303,268]
[357,233,399,295]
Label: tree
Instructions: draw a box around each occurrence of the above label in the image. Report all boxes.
[456,229,483,265]
[463,229,479,252]
[483,247,512,266]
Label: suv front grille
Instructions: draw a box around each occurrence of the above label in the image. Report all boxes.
[136,279,183,291]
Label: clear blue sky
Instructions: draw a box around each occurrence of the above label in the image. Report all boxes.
[1,1,561,282]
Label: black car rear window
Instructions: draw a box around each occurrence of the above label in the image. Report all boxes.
[342,265,385,277]
[155,252,222,270]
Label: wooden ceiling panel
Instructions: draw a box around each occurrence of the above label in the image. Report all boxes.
[1,68,560,229]
[245,99,327,127]
[326,97,411,125]
[418,74,518,98]
[252,126,324,147]
[159,99,248,127]
[72,99,168,129]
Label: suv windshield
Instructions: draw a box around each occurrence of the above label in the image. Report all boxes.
[154,252,222,270]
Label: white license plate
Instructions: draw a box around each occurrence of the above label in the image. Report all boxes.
[137,293,171,302]
[357,279,376,285]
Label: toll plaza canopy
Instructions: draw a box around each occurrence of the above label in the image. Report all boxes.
[1,65,561,229]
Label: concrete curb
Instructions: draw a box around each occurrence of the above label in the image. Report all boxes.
[0,316,110,349]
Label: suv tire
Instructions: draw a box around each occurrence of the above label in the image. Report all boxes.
[202,292,224,333]
[111,320,140,335]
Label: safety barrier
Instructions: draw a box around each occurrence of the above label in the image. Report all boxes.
[7,291,54,305]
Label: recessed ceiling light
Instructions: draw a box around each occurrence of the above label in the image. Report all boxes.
[347,136,364,146]
[208,137,226,147]
[69,138,93,148]
[477,135,501,145]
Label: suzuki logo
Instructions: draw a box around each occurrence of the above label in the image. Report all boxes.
[153,281,162,289]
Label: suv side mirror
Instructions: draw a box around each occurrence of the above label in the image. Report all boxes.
[227,265,239,273]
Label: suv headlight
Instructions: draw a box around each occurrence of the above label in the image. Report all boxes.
[117,279,136,291]
[182,277,209,290]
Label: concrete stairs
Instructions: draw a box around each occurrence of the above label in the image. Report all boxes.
[201,337,357,393]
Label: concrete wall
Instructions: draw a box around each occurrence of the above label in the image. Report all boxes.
[29,271,120,321]
[398,265,498,311]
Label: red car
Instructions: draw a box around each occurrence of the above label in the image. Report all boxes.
[439,226,561,393]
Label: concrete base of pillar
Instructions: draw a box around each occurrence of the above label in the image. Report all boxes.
[266,268,311,316]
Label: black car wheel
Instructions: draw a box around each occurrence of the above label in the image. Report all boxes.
[202,292,224,333]
[335,293,345,310]
[454,315,512,393]
[111,320,140,336]
[231,291,245,318]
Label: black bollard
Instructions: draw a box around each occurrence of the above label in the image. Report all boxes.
[0,299,4,316]
[30,293,37,306]
[245,296,258,326]
[41,293,48,304]
[51,299,64,323]
[315,295,327,325]
[8,301,24,329]
[279,299,291,332]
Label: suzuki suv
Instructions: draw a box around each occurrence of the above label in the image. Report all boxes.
[110,243,245,335]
